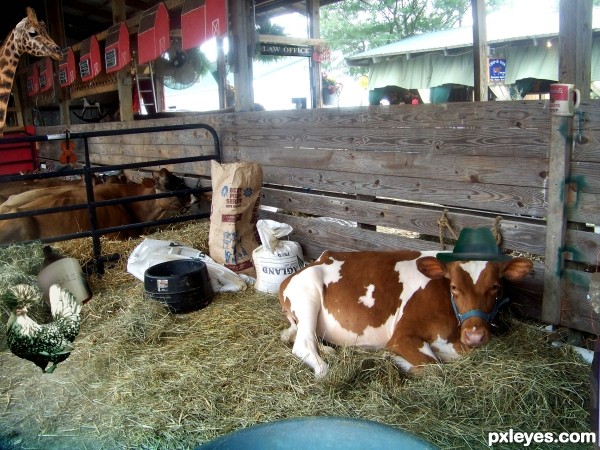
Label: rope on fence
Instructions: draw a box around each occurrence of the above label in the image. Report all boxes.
[438,210,504,250]
[437,209,458,250]
[492,216,503,246]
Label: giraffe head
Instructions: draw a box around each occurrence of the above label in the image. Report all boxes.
[12,7,61,60]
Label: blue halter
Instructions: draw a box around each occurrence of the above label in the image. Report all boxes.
[450,292,510,326]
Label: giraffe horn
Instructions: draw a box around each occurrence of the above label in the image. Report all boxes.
[26,7,38,23]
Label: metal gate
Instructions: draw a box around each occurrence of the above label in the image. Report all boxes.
[0,123,220,273]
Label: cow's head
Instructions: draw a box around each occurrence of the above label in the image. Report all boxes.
[152,168,195,211]
[416,256,532,348]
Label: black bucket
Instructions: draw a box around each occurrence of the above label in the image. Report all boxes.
[144,260,213,313]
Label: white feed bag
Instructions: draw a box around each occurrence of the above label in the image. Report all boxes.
[252,219,305,293]
[127,238,252,293]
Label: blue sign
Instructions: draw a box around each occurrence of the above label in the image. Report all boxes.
[489,59,506,81]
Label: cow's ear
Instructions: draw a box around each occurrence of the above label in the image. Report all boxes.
[502,257,533,280]
[142,178,155,188]
[417,256,446,279]
[152,168,169,189]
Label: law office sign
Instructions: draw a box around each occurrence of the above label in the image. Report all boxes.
[489,58,506,81]
[260,43,313,57]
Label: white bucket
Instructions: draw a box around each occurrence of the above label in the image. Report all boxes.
[38,258,93,304]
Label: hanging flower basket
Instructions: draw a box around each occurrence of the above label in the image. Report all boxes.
[322,71,342,106]
[322,87,335,105]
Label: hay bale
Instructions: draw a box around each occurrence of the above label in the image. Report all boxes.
[0,220,592,449]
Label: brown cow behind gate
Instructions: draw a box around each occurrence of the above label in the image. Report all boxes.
[0,168,193,242]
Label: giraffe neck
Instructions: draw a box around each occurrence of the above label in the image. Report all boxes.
[0,29,22,134]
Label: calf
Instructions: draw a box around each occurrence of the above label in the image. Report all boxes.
[279,229,532,378]
[0,168,193,242]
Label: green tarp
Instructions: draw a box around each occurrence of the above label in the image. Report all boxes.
[369,38,600,90]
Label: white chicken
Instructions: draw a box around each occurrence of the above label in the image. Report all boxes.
[6,284,81,373]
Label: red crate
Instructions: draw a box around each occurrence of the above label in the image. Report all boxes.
[0,126,38,175]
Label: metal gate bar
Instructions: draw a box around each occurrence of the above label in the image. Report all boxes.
[0,123,221,274]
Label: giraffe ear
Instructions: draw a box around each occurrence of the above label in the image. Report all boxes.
[26,7,38,22]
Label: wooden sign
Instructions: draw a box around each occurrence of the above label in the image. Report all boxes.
[58,47,76,87]
[138,3,170,65]
[38,57,54,92]
[26,63,39,96]
[105,22,130,73]
[182,0,206,50]
[181,0,227,50]
[79,35,102,81]
[206,0,227,39]
[260,44,313,57]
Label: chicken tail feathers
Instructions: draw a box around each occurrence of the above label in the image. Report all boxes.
[49,284,81,319]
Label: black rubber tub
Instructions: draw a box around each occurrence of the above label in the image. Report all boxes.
[144,260,213,313]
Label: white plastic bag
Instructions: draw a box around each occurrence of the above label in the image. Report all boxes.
[252,219,304,293]
[127,239,252,293]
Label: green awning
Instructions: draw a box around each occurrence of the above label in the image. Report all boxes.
[368,39,600,90]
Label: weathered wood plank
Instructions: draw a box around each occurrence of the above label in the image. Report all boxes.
[261,187,547,255]
[229,102,550,130]
[569,161,600,194]
[567,191,600,224]
[258,209,441,259]
[543,115,572,325]
[262,166,547,218]
[560,269,600,333]
[241,147,547,188]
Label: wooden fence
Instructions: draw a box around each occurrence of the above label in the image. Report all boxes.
[36,99,600,335]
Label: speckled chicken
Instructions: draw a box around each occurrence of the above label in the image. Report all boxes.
[6,284,81,373]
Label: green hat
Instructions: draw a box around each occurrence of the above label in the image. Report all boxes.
[436,227,512,262]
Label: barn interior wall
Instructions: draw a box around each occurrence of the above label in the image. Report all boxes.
[35,100,600,334]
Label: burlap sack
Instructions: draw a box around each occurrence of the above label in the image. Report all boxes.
[209,161,262,276]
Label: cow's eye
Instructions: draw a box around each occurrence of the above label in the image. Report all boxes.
[450,284,458,292]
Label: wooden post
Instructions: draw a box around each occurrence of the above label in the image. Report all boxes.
[542,115,571,325]
[542,0,592,325]
[230,0,255,111]
[216,37,227,109]
[558,0,592,99]
[471,0,488,102]
[46,1,71,126]
[112,0,133,122]
[308,0,321,108]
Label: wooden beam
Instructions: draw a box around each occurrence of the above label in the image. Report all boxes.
[308,0,321,108]
[113,0,134,122]
[558,0,592,99]
[46,0,72,127]
[258,34,325,47]
[542,0,592,324]
[231,0,255,111]
[471,0,488,102]
[542,115,571,325]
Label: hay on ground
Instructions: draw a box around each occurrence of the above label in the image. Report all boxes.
[0,220,592,450]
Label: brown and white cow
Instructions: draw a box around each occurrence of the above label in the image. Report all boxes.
[279,243,532,378]
[0,168,193,243]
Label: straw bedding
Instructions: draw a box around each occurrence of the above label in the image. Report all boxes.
[0,220,592,449]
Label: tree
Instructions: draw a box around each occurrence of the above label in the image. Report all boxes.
[321,0,505,75]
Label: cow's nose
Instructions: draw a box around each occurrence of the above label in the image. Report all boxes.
[464,327,486,347]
